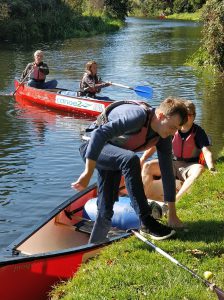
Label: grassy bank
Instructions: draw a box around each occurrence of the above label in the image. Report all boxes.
[51,150,224,300]
[166,9,202,21]
[0,15,123,43]
[0,1,124,43]
[129,8,203,22]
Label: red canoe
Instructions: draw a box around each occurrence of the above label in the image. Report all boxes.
[14,80,114,117]
[0,184,130,300]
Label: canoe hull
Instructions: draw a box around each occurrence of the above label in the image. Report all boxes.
[0,184,129,300]
[14,80,113,117]
[0,251,85,300]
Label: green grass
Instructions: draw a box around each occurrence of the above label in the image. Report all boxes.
[51,150,224,300]
[167,10,202,21]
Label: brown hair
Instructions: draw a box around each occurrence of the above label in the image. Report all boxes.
[158,97,188,126]
[85,60,97,73]
[184,100,196,116]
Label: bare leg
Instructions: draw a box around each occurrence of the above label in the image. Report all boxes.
[176,164,204,201]
[141,159,162,200]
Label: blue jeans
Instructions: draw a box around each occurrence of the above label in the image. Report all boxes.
[79,142,151,243]
[27,79,58,89]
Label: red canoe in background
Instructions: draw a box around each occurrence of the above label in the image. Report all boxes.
[0,184,129,300]
[14,80,114,117]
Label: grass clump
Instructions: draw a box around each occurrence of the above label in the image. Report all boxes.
[51,150,224,300]
[167,10,202,21]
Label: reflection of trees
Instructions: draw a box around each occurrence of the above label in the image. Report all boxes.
[0,99,32,204]
[32,120,47,142]
[141,24,201,66]
[197,78,224,159]
[0,46,17,90]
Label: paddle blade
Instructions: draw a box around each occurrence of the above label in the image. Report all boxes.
[134,86,153,99]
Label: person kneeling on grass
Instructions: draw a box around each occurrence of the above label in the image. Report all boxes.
[141,100,216,202]
[71,97,188,243]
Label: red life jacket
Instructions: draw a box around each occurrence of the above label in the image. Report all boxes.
[30,65,46,81]
[96,100,160,152]
[172,125,201,161]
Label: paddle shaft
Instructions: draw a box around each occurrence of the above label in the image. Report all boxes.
[12,68,34,96]
[111,82,134,90]
[132,230,224,296]
[110,82,153,99]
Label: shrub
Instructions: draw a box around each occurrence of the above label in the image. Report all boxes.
[201,0,224,72]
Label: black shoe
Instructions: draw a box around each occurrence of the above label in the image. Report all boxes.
[140,217,175,241]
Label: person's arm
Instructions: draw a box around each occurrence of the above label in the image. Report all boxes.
[195,126,216,172]
[140,146,156,167]
[95,82,111,88]
[72,105,146,191]
[84,74,111,94]
[20,63,33,81]
[39,63,49,75]
[202,146,216,172]
[157,137,183,228]
[157,137,175,202]
[71,158,96,191]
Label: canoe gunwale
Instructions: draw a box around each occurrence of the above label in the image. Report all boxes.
[0,183,130,266]
[14,80,114,106]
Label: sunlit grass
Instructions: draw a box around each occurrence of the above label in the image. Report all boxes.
[51,150,224,300]
[167,10,202,21]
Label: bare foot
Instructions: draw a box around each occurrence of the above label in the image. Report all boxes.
[168,215,184,229]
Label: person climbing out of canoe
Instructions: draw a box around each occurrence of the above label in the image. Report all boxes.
[71,97,189,243]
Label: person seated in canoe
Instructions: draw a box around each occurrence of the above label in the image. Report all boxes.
[79,60,111,99]
[141,100,216,202]
[20,50,58,89]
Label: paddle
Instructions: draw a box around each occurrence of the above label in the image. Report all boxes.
[110,82,153,99]
[0,67,34,97]
[132,230,224,300]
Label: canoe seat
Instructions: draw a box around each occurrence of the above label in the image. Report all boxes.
[75,219,95,234]
[76,219,126,237]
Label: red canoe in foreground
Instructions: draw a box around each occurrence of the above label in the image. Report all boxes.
[0,184,130,300]
[14,80,114,117]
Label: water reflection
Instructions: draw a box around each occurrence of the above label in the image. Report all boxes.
[198,76,224,158]
[0,95,93,248]
[0,17,224,248]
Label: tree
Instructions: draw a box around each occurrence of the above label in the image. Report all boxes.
[202,0,224,72]
[104,0,131,20]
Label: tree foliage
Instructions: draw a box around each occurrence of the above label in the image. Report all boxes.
[104,0,132,20]
[0,1,9,21]
[130,0,206,16]
[201,0,224,72]
[0,0,127,42]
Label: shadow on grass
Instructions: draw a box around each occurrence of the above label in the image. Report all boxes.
[216,155,224,163]
[177,220,224,243]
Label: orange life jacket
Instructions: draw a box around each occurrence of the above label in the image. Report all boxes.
[172,125,202,163]
[30,65,46,81]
